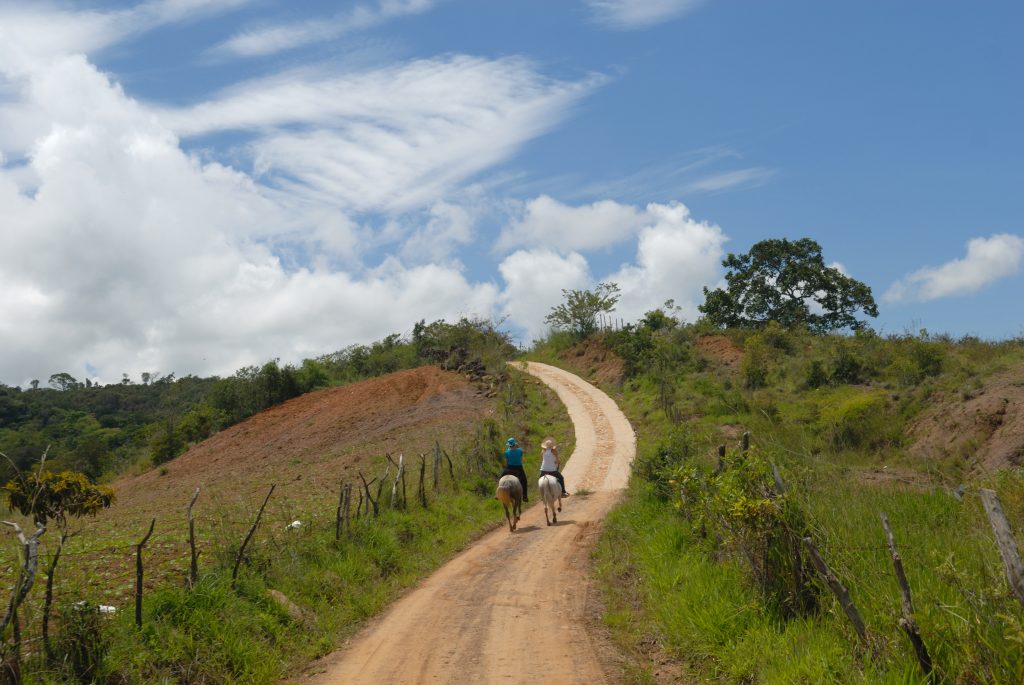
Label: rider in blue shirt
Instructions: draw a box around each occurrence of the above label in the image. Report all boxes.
[503,437,528,502]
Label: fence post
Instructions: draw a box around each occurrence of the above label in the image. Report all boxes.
[135,518,155,629]
[880,512,932,677]
[232,485,275,588]
[742,431,750,454]
[342,481,350,540]
[359,472,379,518]
[418,454,428,508]
[803,536,867,643]
[979,488,1024,607]
[187,488,200,589]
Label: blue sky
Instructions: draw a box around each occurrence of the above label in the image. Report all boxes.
[1,0,1021,385]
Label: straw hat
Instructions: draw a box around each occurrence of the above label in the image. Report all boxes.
[541,437,557,449]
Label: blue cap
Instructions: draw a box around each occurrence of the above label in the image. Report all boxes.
[506,437,517,447]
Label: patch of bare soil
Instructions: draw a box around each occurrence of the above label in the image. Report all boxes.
[853,466,934,491]
[561,338,625,385]
[695,335,743,370]
[907,364,1024,474]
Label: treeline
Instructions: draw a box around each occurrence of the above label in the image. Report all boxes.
[0,317,516,482]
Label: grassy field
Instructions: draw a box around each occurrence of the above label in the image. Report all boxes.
[536,325,1024,683]
[5,366,573,684]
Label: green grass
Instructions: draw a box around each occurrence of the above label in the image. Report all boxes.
[13,367,571,684]
[531,327,1024,684]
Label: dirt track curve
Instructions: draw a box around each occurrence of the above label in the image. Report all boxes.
[304,361,636,685]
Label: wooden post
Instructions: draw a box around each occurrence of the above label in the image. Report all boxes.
[187,487,200,588]
[715,444,726,474]
[880,512,932,677]
[359,472,379,518]
[342,481,350,540]
[442,447,456,485]
[741,431,750,454]
[432,443,440,494]
[979,488,1024,607]
[232,485,275,588]
[343,483,352,533]
[0,521,45,639]
[42,531,68,661]
[418,454,428,507]
[391,454,405,509]
[135,518,155,629]
[803,536,867,643]
[400,454,408,508]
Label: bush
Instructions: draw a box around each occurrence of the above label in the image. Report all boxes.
[818,391,901,450]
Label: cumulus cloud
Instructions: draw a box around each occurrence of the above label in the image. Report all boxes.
[496,195,647,252]
[494,200,727,340]
[585,0,705,30]
[0,28,580,384]
[498,250,591,342]
[157,57,598,213]
[884,233,1024,304]
[607,202,727,321]
[214,0,438,58]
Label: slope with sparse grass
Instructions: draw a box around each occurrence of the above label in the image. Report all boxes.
[532,323,1024,683]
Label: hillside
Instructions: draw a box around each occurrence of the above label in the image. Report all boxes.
[108,365,491,524]
[533,326,1024,683]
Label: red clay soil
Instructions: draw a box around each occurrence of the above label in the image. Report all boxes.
[112,366,493,519]
[561,338,625,385]
[695,335,743,370]
[907,363,1024,474]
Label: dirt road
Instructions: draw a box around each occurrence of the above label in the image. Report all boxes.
[304,361,636,685]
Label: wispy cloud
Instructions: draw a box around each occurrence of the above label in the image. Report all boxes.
[214,0,439,58]
[585,0,705,30]
[884,233,1024,304]
[0,0,252,74]
[157,57,602,212]
[686,166,776,193]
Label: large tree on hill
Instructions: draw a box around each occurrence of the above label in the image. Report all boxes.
[545,282,621,339]
[699,238,878,332]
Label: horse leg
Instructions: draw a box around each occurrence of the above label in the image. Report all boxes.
[557,494,562,513]
[544,504,551,526]
[503,504,513,532]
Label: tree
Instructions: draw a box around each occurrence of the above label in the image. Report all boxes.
[48,373,79,392]
[3,467,114,662]
[544,282,621,339]
[699,238,878,332]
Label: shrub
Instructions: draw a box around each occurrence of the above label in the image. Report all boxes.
[818,391,900,450]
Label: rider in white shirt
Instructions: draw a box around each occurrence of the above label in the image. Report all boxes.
[539,437,569,496]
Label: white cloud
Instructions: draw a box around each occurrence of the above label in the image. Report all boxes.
[215,0,438,58]
[585,0,704,30]
[0,45,510,385]
[400,201,475,264]
[686,166,776,193]
[608,202,727,321]
[498,250,591,342]
[497,195,647,252]
[494,200,727,340]
[884,233,1024,304]
[157,57,599,213]
[0,1,252,75]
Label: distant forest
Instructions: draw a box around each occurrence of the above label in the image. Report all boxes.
[0,317,515,482]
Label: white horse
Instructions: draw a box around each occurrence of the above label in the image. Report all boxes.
[538,474,562,526]
[495,475,523,532]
